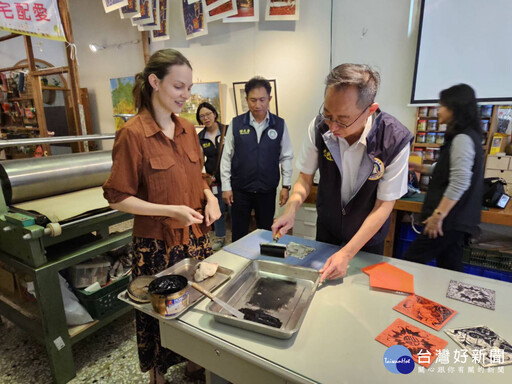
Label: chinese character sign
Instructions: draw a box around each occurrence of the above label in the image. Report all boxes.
[0,0,65,41]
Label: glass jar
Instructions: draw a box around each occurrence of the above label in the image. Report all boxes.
[426,132,437,144]
[419,107,428,117]
[438,123,447,132]
[428,107,438,117]
[480,120,489,132]
[425,148,435,161]
[427,120,438,131]
[436,133,445,145]
[480,105,493,118]
[417,120,427,131]
[416,132,426,143]
[412,147,424,159]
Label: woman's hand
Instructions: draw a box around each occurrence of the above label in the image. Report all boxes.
[169,205,204,227]
[204,198,221,226]
[422,212,444,239]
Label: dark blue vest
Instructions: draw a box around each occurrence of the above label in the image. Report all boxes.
[231,112,284,193]
[421,128,483,235]
[315,111,413,246]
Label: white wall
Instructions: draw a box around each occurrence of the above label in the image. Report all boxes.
[69,0,332,156]
[2,0,420,154]
[332,0,420,130]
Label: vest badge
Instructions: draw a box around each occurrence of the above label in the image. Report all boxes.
[323,149,334,162]
[368,158,385,180]
[267,129,278,140]
[202,142,211,148]
[239,128,251,135]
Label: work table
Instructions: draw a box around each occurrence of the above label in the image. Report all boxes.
[153,246,512,384]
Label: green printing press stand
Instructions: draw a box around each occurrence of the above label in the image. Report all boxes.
[0,150,133,384]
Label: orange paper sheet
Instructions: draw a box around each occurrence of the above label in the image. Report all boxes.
[364,263,414,294]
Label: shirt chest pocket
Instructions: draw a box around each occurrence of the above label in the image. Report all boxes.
[148,156,176,201]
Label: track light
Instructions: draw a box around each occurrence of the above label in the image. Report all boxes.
[88,39,140,53]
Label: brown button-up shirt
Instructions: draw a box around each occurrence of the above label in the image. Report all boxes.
[103,109,209,247]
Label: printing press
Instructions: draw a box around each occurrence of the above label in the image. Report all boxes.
[0,147,133,384]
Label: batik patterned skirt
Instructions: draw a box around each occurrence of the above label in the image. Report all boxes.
[131,232,212,374]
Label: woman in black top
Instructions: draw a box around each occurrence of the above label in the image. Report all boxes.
[404,84,484,271]
[197,102,228,250]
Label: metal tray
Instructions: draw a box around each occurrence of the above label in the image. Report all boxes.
[118,258,233,320]
[205,260,320,339]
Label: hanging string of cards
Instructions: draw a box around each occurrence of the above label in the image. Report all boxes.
[102,0,300,42]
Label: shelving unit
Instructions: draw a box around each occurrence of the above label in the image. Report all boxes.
[0,0,95,158]
[411,105,500,163]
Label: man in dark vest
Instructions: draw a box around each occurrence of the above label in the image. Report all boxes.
[221,76,294,242]
[273,64,413,281]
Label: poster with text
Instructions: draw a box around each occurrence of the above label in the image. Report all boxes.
[0,0,66,41]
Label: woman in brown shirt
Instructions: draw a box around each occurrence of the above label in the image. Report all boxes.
[103,49,220,384]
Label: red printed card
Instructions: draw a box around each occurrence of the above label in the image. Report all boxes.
[393,294,457,331]
[376,318,448,368]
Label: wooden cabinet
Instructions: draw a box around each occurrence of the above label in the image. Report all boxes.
[292,203,317,240]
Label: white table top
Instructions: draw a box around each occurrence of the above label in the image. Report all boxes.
[160,249,512,384]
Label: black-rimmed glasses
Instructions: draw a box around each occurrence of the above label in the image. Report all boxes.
[319,104,371,129]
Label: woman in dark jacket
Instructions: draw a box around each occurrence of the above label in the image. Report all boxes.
[404,84,484,271]
[197,102,228,251]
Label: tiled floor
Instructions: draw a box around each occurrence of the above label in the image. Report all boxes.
[0,311,203,384]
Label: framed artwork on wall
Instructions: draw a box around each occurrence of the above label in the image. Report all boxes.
[265,0,300,21]
[181,81,223,125]
[110,76,136,130]
[233,79,278,116]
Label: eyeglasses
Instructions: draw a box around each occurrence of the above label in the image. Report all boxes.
[319,104,371,129]
[199,111,214,120]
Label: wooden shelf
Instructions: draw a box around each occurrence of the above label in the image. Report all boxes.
[417,130,446,133]
[412,143,441,148]
[9,96,33,101]
[418,116,438,119]
[42,85,70,91]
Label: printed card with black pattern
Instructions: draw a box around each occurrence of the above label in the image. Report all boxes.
[376,318,448,368]
[446,280,495,310]
[394,294,457,331]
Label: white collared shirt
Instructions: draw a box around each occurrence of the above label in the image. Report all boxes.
[220,111,294,191]
[296,116,410,205]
